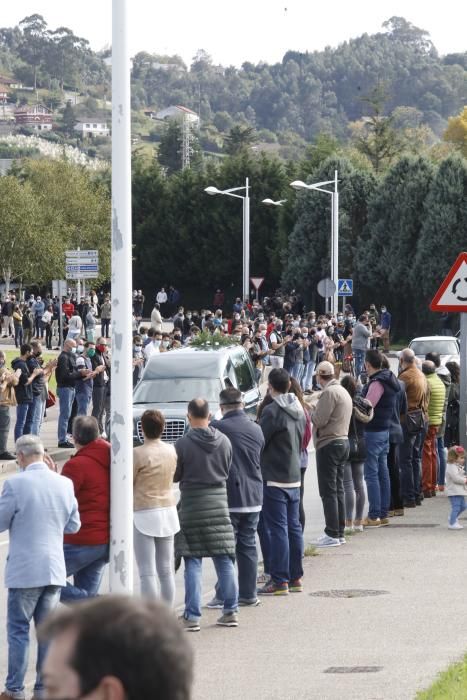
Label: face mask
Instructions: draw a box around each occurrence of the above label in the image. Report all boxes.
[302,332,308,337]
[174,335,181,341]
[71,347,77,354]
[76,346,84,354]
[162,341,169,348]
[34,350,42,357]
[381,308,386,313]
[154,340,161,347]
[142,334,148,341]
[187,314,192,319]
[258,315,264,321]
[134,345,142,353]
[234,315,240,321]
[96,344,107,353]
[261,330,266,336]
[87,348,96,358]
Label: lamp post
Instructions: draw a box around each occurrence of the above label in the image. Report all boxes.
[262,198,287,207]
[205,178,250,303]
[290,171,339,315]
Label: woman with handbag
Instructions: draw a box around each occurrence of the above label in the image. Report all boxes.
[341,375,373,532]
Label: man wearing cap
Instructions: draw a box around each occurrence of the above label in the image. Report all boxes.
[311,361,352,548]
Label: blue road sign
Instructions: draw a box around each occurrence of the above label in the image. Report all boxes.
[338,279,353,296]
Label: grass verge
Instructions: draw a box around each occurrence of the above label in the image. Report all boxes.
[304,544,319,557]
[416,654,467,699]
[4,349,57,393]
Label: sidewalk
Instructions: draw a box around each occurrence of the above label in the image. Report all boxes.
[190,493,467,700]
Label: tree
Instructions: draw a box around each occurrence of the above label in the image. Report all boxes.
[157,121,202,175]
[353,86,404,173]
[443,107,467,158]
[45,26,90,91]
[18,14,48,90]
[224,126,257,156]
[61,101,77,136]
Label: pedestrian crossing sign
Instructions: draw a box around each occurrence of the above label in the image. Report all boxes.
[338,279,353,296]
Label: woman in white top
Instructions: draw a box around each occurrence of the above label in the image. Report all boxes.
[66,312,82,341]
[133,409,179,604]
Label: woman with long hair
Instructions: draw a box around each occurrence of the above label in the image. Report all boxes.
[445,361,460,448]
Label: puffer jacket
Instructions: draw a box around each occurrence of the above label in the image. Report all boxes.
[175,485,235,563]
[426,373,446,427]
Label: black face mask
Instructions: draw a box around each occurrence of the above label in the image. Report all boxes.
[34,351,42,357]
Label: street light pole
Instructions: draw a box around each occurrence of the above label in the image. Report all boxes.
[290,173,339,315]
[205,178,250,304]
[110,0,133,593]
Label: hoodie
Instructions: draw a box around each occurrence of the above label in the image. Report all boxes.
[362,368,401,432]
[11,357,33,404]
[62,438,110,545]
[174,426,232,490]
[259,393,306,484]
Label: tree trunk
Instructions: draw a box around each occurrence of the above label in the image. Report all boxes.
[3,266,11,297]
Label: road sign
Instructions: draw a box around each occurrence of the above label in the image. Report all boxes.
[52,279,67,298]
[66,264,99,271]
[430,252,467,312]
[317,278,336,298]
[66,257,99,265]
[66,249,98,258]
[250,277,264,290]
[66,271,99,279]
[338,278,353,296]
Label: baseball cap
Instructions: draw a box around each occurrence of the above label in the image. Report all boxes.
[316,361,335,377]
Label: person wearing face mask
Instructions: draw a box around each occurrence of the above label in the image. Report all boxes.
[269,320,289,369]
[133,335,145,387]
[75,342,98,416]
[24,340,56,437]
[56,339,92,448]
[91,338,111,437]
[12,344,43,442]
[0,351,21,460]
[160,334,171,352]
[144,331,162,361]
[310,362,353,548]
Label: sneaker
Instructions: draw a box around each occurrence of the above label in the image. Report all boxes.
[387,510,396,517]
[404,502,416,508]
[353,524,364,532]
[178,615,200,632]
[289,579,303,593]
[256,572,269,584]
[344,526,354,534]
[339,537,346,544]
[257,580,289,596]
[448,521,463,530]
[57,441,74,449]
[216,612,239,627]
[380,518,390,526]
[238,598,261,607]
[315,534,341,548]
[363,518,381,528]
[205,597,223,609]
[415,498,423,506]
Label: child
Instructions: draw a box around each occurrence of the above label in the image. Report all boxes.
[446,445,467,529]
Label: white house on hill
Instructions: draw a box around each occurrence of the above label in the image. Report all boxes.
[154,105,199,125]
[74,120,110,137]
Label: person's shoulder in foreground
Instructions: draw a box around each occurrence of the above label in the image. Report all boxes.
[39,595,193,700]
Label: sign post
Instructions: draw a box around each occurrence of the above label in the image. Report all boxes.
[250,276,264,302]
[317,277,336,315]
[52,279,67,348]
[430,252,467,453]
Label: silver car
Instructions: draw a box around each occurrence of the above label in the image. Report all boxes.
[132,345,261,445]
[408,336,460,366]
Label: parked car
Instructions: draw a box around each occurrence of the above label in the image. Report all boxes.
[407,336,460,366]
[132,345,261,445]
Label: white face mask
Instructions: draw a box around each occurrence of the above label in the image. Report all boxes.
[154,340,161,347]
[302,332,308,337]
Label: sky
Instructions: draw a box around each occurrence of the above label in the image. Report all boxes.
[3,1,467,66]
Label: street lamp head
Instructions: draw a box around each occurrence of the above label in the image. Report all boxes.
[204,186,221,195]
[290,180,307,190]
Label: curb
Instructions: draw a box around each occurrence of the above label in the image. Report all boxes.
[0,447,75,477]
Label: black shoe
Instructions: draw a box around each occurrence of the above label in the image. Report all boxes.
[403,502,416,508]
[415,498,422,506]
[58,441,74,449]
[0,451,16,460]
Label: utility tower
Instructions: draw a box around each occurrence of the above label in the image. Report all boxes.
[181,113,192,170]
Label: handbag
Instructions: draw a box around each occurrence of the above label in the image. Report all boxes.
[349,412,366,461]
[406,408,424,434]
[46,389,56,409]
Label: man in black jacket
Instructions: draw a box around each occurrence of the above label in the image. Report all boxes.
[12,344,42,442]
[258,368,306,596]
[209,388,265,607]
[56,339,91,448]
[91,338,111,436]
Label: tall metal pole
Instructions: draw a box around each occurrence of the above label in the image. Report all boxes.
[243,177,250,302]
[332,170,339,316]
[76,246,81,304]
[110,0,133,593]
[460,313,467,455]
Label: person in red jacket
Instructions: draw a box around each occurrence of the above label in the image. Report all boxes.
[60,415,110,602]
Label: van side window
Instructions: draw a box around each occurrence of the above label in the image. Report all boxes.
[224,361,238,389]
[232,351,254,392]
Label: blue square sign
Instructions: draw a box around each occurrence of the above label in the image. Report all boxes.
[338,279,353,296]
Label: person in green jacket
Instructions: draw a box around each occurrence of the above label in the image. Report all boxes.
[421,361,446,498]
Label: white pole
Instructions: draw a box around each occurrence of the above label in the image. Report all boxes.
[332,170,339,316]
[460,313,467,455]
[110,0,133,593]
[243,177,250,303]
[76,246,81,304]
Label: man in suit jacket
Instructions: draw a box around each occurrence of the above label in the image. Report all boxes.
[0,434,80,700]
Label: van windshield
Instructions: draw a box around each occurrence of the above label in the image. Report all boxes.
[133,378,223,404]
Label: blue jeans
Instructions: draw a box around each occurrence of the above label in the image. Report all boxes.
[184,555,238,622]
[14,403,31,442]
[61,543,109,602]
[437,437,447,486]
[215,512,260,603]
[291,363,304,384]
[364,430,390,520]
[301,361,315,391]
[24,394,45,436]
[14,326,23,348]
[57,386,75,443]
[7,585,61,698]
[353,349,366,379]
[449,496,467,525]
[261,485,303,584]
[75,391,91,416]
